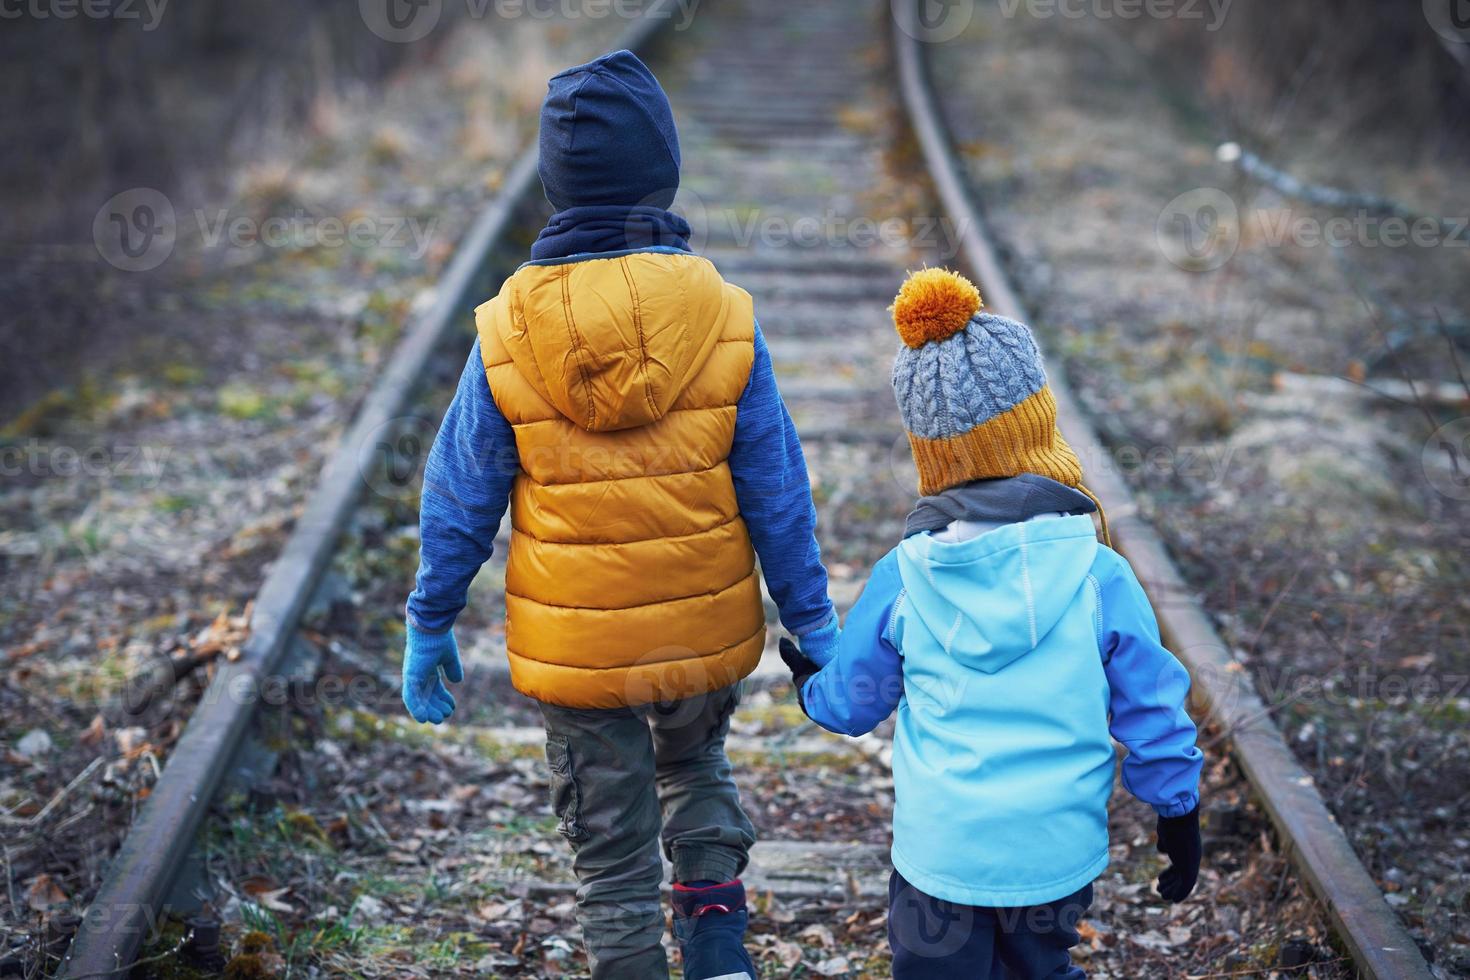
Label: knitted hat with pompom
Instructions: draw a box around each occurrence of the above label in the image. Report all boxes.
[890,268,1099,523]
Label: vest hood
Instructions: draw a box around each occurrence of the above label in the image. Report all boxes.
[494,251,739,433]
[895,514,1099,674]
[537,49,680,210]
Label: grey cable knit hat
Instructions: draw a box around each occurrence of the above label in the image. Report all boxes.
[889,267,1083,498]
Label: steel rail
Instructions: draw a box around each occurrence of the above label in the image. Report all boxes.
[892,8,1433,978]
[57,10,675,977]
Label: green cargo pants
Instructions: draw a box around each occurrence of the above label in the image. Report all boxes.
[537,683,757,980]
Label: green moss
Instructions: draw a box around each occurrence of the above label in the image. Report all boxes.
[157,494,198,514]
[735,700,809,730]
[471,732,544,763]
[162,362,206,387]
[217,383,273,421]
[279,810,332,849]
[2,379,114,437]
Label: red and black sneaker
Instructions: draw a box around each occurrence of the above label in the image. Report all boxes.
[671,879,757,980]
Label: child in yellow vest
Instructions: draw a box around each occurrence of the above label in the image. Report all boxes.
[401,50,837,980]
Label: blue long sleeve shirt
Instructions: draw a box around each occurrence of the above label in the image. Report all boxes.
[406,325,834,638]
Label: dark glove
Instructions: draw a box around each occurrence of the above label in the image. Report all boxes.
[1155,806,1201,902]
[778,638,819,714]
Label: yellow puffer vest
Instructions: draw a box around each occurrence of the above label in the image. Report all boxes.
[475,250,766,709]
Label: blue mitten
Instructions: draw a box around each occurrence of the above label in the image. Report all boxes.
[797,615,841,668]
[402,625,463,725]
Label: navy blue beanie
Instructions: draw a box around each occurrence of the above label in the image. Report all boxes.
[537,50,681,211]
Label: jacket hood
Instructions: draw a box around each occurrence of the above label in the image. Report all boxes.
[896,514,1099,674]
[537,49,681,210]
[489,251,739,432]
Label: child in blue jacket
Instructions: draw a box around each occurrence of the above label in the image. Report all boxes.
[780,268,1204,979]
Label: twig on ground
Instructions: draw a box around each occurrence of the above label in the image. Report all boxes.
[1221,142,1465,243]
[0,757,104,828]
[1354,285,1450,439]
[1246,563,1306,661]
[1273,371,1470,408]
[2,844,15,913]
[1439,307,1470,399]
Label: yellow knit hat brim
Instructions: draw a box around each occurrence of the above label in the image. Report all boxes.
[906,386,1083,497]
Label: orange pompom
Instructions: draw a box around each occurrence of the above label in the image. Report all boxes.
[891,267,983,348]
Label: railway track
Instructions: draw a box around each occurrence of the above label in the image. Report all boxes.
[55,1,1430,977]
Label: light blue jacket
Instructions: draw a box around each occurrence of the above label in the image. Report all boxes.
[800,513,1202,907]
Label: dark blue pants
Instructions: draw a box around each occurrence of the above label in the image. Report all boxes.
[888,870,1091,979]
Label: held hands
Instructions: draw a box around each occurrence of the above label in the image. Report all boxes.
[1155,807,1202,902]
[778,637,819,687]
[778,618,840,714]
[778,638,818,714]
[402,625,464,725]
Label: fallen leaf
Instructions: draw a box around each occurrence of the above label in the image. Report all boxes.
[16,729,53,759]
[80,714,107,747]
[769,939,802,968]
[26,874,68,912]
[798,923,835,948]
[253,887,295,914]
[813,954,851,976]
